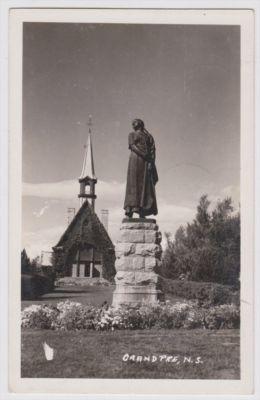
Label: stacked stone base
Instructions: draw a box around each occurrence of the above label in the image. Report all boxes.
[112,218,163,307]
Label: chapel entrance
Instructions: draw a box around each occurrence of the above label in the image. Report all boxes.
[70,247,103,278]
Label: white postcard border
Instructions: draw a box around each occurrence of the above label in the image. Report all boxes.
[0,3,257,397]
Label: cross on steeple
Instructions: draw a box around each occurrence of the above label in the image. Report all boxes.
[78,115,97,210]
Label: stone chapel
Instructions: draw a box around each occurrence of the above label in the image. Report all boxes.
[52,119,116,282]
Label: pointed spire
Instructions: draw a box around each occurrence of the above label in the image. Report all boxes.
[78,115,97,211]
[79,115,96,181]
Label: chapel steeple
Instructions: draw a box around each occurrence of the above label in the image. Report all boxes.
[78,115,97,210]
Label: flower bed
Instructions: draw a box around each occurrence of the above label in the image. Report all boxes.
[21,300,240,331]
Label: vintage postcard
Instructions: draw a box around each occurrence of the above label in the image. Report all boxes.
[8,8,254,395]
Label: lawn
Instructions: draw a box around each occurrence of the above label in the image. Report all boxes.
[21,285,115,309]
[21,285,185,309]
[21,328,240,379]
[21,285,240,379]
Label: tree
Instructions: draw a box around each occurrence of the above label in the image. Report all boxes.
[160,232,176,279]
[161,195,240,287]
[31,256,41,272]
[21,249,31,274]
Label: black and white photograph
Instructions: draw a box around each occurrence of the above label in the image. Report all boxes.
[6,8,255,395]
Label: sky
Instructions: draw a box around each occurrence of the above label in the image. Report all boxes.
[22,22,240,258]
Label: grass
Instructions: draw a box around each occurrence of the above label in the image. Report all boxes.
[21,285,185,309]
[21,285,115,309]
[21,284,240,379]
[21,328,240,379]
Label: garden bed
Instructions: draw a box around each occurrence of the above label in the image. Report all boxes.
[21,300,240,331]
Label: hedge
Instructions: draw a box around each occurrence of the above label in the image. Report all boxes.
[161,278,240,306]
[21,273,55,300]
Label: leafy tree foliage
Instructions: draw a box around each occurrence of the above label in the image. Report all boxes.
[21,250,55,299]
[161,195,240,287]
[21,250,41,274]
[21,248,32,274]
[31,256,41,272]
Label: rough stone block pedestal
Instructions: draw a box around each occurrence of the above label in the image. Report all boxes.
[112,218,164,307]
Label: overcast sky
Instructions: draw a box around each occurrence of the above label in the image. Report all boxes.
[22,22,240,258]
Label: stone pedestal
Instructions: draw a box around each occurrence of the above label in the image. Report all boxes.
[112,218,164,307]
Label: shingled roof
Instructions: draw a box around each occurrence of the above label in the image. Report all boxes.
[54,200,114,249]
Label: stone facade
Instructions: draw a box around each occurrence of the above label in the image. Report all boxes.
[112,218,163,306]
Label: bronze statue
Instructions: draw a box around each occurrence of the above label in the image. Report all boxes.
[124,119,158,218]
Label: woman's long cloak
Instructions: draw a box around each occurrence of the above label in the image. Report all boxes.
[124,129,158,217]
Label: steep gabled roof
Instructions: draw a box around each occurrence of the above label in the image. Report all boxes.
[53,200,114,249]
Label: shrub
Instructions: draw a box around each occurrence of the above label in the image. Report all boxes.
[153,302,194,329]
[21,301,240,331]
[183,308,205,329]
[162,278,240,306]
[53,300,97,331]
[21,273,55,300]
[21,304,58,329]
[93,305,159,331]
[56,277,111,287]
[204,304,240,329]
[21,274,37,300]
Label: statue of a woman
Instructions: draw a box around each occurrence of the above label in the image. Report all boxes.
[124,119,158,218]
